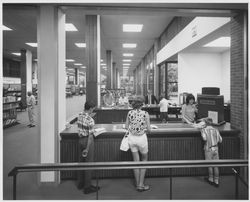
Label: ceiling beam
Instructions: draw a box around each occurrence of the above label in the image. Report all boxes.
[62,5,236,17]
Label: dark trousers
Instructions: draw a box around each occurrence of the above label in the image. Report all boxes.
[77,137,94,189]
[160,112,168,122]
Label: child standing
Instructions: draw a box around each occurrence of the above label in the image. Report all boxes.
[200,118,222,187]
[159,94,170,123]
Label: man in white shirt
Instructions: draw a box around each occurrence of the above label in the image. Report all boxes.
[159,94,170,123]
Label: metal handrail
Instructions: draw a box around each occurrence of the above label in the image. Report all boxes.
[8,159,248,200]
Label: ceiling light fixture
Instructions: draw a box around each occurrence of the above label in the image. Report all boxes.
[123,43,137,48]
[75,43,86,48]
[65,23,78,31]
[81,66,86,69]
[3,25,12,31]
[66,59,75,62]
[101,63,106,66]
[123,63,130,66]
[74,63,82,66]
[123,53,134,57]
[204,37,231,47]
[123,59,132,62]
[26,43,37,47]
[123,24,143,32]
[12,52,21,56]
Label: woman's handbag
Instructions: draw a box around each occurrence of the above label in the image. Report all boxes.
[120,131,130,151]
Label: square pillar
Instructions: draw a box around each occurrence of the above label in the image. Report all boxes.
[106,50,113,89]
[86,15,101,106]
[37,5,66,183]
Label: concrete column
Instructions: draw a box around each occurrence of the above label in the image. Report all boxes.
[75,68,79,85]
[142,59,147,96]
[86,15,101,106]
[112,62,116,89]
[133,69,136,94]
[37,6,66,183]
[20,49,32,107]
[117,71,120,88]
[32,61,38,85]
[153,40,160,99]
[106,50,113,89]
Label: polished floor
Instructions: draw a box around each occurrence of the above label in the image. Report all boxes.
[3,95,248,200]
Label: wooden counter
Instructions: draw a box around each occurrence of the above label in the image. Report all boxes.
[60,123,240,180]
[94,105,181,123]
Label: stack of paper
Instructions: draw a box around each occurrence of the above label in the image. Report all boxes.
[94,128,106,137]
[150,124,158,129]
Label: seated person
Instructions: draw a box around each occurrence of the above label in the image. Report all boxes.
[103,90,115,107]
[118,92,129,106]
[181,93,198,124]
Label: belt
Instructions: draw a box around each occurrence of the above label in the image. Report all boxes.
[209,144,218,149]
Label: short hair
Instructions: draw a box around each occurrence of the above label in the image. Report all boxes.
[186,94,195,104]
[132,96,144,109]
[84,101,96,110]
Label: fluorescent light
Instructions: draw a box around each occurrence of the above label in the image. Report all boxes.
[204,37,231,47]
[123,53,134,57]
[101,63,106,66]
[67,69,75,72]
[123,59,132,62]
[123,63,130,66]
[66,59,75,62]
[3,25,12,31]
[123,24,143,32]
[101,59,103,62]
[12,52,21,56]
[26,43,37,47]
[65,23,78,31]
[80,66,86,69]
[75,43,86,48]
[123,43,137,48]
[74,63,82,66]
[34,59,38,61]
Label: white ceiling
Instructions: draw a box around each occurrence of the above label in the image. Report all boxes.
[2,3,247,76]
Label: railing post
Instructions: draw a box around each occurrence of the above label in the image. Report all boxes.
[170,168,172,200]
[233,168,239,199]
[96,171,99,200]
[13,174,17,200]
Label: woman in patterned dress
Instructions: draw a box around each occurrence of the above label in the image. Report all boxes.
[125,96,151,192]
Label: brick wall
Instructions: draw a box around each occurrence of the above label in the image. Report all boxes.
[230,12,248,159]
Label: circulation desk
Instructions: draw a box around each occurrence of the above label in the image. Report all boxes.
[94,105,181,123]
[60,123,240,180]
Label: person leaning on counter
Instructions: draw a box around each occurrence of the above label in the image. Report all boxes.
[125,96,151,192]
[77,101,100,194]
[181,93,198,124]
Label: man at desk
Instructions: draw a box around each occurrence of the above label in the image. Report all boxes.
[103,90,115,107]
[144,90,158,105]
[118,92,129,106]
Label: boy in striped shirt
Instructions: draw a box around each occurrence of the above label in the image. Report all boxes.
[200,118,222,187]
